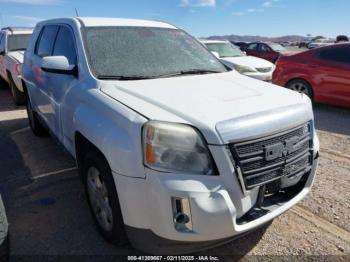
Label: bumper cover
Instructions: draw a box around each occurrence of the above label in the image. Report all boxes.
[114,154,319,253]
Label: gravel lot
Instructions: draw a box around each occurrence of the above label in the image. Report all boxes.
[0,87,349,260]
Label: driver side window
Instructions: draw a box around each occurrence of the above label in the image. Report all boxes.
[260,44,270,52]
[247,43,258,51]
[52,25,77,65]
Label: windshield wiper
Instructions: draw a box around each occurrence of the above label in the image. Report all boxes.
[97,75,156,80]
[97,69,223,81]
[9,48,26,52]
[179,69,223,75]
[154,69,223,78]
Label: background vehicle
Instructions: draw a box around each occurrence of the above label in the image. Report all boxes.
[23,17,319,254]
[0,27,33,105]
[202,40,275,81]
[335,35,349,43]
[245,42,294,63]
[273,43,350,108]
[307,38,334,49]
[231,41,248,51]
[0,195,9,261]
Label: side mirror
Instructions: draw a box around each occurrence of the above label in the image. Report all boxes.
[211,51,220,58]
[41,56,77,76]
[0,50,5,56]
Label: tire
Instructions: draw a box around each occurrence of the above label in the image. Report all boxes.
[0,77,9,90]
[0,196,9,262]
[286,79,313,100]
[9,76,26,106]
[0,235,9,262]
[82,151,128,246]
[26,95,48,137]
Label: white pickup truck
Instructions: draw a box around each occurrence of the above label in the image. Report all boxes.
[0,27,33,105]
[22,17,319,254]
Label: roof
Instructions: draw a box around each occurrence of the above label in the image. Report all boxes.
[200,39,230,44]
[76,17,177,29]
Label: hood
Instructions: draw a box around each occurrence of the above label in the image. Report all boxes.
[221,56,274,69]
[101,71,312,144]
[8,51,25,64]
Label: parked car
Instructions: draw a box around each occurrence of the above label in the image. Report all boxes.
[335,35,349,43]
[0,195,9,261]
[273,43,350,108]
[307,38,334,49]
[201,40,275,81]
[0,27,33,105]
[23,17,319,254]
[245,42,295,63]
[280,41,291,47]
[231,41,248,51]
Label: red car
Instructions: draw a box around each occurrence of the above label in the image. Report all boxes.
[245,42,294,63]
[273,43,350,108]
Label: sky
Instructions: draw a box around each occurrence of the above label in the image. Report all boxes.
[0,0,349,38]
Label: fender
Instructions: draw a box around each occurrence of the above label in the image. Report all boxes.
[72,99,147,178]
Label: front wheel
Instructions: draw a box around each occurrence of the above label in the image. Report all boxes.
[82,151,128,246]
[286,79,313,99]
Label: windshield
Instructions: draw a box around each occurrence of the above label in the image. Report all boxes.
[205,42,246,58]
[83,27,227,79]
[8,34,32,51]
[270,43,286,52]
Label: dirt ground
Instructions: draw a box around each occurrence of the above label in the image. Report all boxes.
[0,87,349,261]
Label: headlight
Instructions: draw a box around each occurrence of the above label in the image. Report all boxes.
[143,121,214,175]
[233,64,257,74]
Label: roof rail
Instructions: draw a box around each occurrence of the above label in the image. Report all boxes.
[1,27,33,32]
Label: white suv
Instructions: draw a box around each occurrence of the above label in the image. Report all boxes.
[0,27,33,105]
[22,17,319,254]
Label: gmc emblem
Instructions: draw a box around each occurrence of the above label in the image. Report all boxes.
[264,136,300,161]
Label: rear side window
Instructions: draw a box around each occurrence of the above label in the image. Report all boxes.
[36,25,59,57]
[260,44,271,52]
[247,43,258,51]
[52,26,77,65]
[317,46,350,64]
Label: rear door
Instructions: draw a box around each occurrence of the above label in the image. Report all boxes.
[259,44,277,63]
[314,46,350,106]
[246,43,260,58]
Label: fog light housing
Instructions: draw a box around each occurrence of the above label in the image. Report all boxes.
[172,197,193,232]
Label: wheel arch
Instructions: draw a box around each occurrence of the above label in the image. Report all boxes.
[75,131,111,174]
[72,102,146,179]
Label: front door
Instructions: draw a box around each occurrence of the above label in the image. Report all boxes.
[315,46,350,107]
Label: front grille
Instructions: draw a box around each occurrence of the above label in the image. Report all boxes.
[256,67,272,73]
[229,122,313,190]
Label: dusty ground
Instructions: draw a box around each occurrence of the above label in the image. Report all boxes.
[0,87,349,261]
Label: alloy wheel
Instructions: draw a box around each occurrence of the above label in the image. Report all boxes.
[289,82,311,97]
[86,166,114,232]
